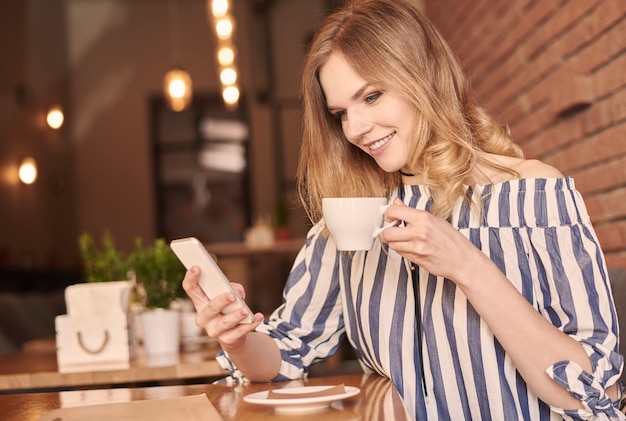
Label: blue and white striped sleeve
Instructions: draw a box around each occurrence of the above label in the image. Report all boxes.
[217,221,347,382]
[527,190,624,419]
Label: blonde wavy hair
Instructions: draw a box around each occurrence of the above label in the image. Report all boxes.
[297,0,523,222]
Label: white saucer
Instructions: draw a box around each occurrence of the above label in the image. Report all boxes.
[243,385,360,414]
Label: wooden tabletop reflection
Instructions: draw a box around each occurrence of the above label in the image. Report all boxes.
[1,373,413,421]
[0,339,226,392]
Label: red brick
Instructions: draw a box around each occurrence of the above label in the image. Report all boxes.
[525,0,601,59]
[571,155,626,194]
[463,2,519,70]
[580,100,613,135]
[470,1,558,86]
[572,19,626,74]
[485,49,559,115]
[548,124,626,172]
[446,0,493,53]
[604,253,626,271]
[558,1,626,60]
[592,54,626,99]
[521,114,585,157]
[498,96,530,127]
[509,104,553,141]
[594,221,626,252]
[586,189,626,223]
[609,89,626,122]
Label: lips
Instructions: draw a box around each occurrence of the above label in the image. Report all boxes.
[367,132,395,151]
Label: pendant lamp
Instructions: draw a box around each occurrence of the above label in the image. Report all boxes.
[164,66,192,112]
[164,0,192,112]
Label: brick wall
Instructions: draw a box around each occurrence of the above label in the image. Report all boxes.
[425,0,626,269]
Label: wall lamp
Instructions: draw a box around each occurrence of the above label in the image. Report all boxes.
[18,157,38,185]
[46,105,64,129]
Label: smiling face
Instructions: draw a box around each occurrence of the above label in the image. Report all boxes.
[318,53,415,174]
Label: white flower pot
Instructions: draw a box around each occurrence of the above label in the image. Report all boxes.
[139,308,180,356]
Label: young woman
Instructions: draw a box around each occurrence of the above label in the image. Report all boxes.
[183,1,624,419]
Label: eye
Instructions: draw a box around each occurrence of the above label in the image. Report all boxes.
[331,109,347,121]
[364,91,382,104]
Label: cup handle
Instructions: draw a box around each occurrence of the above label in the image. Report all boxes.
[373,204,398,237]
[372,219,400,237]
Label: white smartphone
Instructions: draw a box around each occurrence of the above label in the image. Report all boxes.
[170,237,255,324]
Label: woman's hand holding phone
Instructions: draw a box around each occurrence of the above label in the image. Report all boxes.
[172,237,264,349]
[181,266,263,350]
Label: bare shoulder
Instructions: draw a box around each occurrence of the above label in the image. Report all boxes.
[514,158,564,179]
[477,153,564,183]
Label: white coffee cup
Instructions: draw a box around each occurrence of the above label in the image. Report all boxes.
[322,197,393,251]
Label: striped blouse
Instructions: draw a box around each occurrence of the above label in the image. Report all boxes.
[217,177,624,420]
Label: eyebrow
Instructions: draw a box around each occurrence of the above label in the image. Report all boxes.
[352,83,372,100]
[327,82,372,111]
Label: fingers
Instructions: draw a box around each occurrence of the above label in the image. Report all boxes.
[230,282,246,300]
[380,201,422,240]
[199,303,264,348]
[182,266,209,307]
[207,311,263,344]
[182,268,253,324]
[182,266,263,352]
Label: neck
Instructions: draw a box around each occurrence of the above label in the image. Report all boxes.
[399,170,427,186]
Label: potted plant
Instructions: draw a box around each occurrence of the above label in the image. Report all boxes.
[128,237,186,356]
[78,231,131,283]
[129,237,185,309]
[75,230,133,315]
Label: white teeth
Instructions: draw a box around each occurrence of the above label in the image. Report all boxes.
[368,133,394,151]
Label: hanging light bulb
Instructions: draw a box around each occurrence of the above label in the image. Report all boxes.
[46,105,64,129]
[164,0,193,112]
[19,157,38,184]
[163,67,193,112]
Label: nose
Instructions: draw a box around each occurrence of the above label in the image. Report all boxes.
[343,108,373,142]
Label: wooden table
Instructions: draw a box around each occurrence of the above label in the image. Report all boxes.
[1,373,413,420]
[0,340,227,392]
[204,238,305,258]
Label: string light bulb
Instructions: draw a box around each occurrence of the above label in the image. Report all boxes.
[217,46,234,66]
[19,157,38,185]
[222,85,240,106]
[211,0,229,17]
[209,0,239,108]
[215,16,233,39]
[220,67,237,85]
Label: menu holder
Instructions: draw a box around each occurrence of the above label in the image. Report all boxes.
[55,282,132,373]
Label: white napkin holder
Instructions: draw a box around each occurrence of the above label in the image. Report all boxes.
[55,281,132,373]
